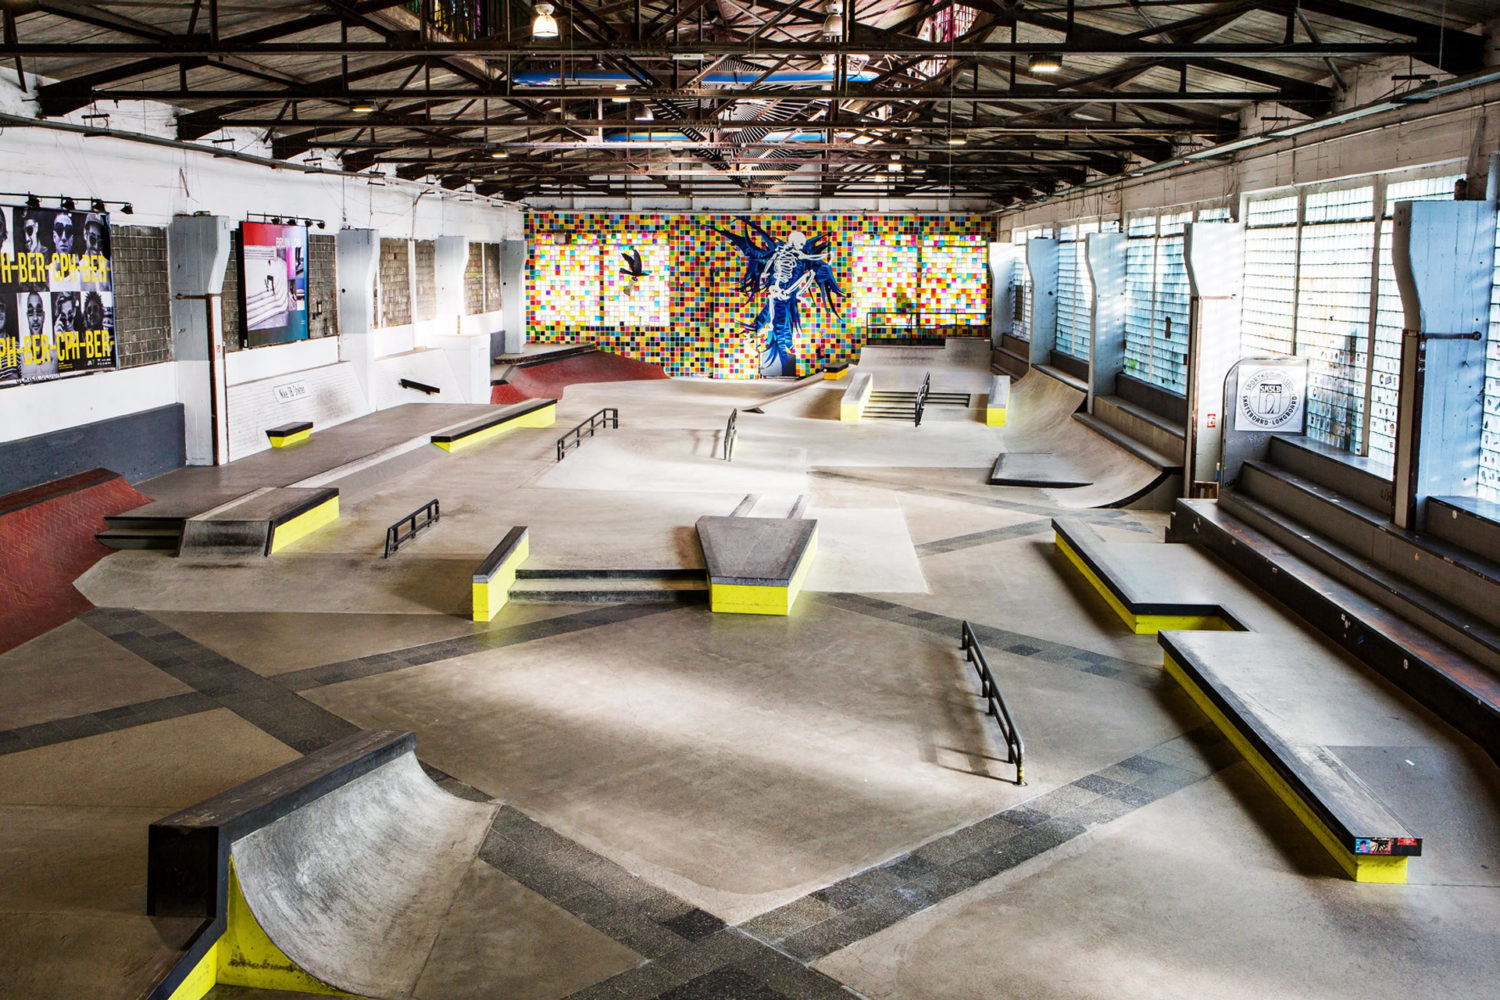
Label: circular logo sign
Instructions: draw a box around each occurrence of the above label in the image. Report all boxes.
[1238,368,1303,430]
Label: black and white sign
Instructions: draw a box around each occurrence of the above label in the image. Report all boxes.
[1234,359,1308,433]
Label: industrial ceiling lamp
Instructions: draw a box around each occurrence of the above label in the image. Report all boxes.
[823,0,844,40]
[821,51,837,68]
[1028,53,1062,75]
[634,104,655,122]
[610,84,630,103]
[532,3,559,39]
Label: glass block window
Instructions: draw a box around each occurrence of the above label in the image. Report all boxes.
[1123,212,1189,393]
[1011,226,1050,340]
[533,237,600,324]
[1055,222,1099,360]
[1297,186,1374,452]
[1484,206,1500,502]
[920,235,988,317]
[850,235,919,325]
[1196,206,1233,223]
[602,238,670,327]
[1242,194,1299,358]
[1370,174,1463,467]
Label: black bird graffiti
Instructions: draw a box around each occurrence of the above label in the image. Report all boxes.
[619,247,650,278]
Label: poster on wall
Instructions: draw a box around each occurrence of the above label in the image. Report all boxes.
[1234,358,1308,433]
[240,221,309,347]
[0,204,116,385]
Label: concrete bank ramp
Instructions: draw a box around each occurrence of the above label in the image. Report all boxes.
[148,731,497,1000]
[232,752,496,997]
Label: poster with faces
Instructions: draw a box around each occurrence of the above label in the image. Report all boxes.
[0,206,116,384]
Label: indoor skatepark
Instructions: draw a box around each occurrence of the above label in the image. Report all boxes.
[5,3,1500,999]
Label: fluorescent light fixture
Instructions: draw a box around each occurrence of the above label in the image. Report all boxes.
[947,136,967,145]
[610,84,630,103]
[351,102,376,113]
[490,149,509,158]
[1028,54,1062,75]
[532,3,558,39]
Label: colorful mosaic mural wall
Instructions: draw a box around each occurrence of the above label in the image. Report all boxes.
[525,213,992,378]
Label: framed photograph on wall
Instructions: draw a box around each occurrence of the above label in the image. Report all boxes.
[240,220,309,347]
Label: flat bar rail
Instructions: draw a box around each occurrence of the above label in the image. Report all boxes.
[914,371,931,427]
[723,408,738,461]
[384,499,439,558]
[557,407,619,461]
[960,621,1025,784]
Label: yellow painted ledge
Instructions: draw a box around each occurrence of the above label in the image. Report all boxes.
[823,367,850,380]
[472,533,530,622]
[267,429,311,448]
[1164,653,1409,884]
[708,530,817,616]
[166,863,345,1000]
[1054,534,1228,635]
[268,497,340,555]
[435,403,557,453]
[985,407,1007,427]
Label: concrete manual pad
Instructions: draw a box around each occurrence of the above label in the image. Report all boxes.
[816,766,1500,1000]
[232,752,499,998]
[801,507,928,594]
[989,452,1093,488]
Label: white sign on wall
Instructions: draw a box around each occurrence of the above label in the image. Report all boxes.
[274,380,308,403]
[1234,360,1307,433]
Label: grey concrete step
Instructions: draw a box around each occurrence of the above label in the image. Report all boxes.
[95,527,181,550]
[1427,496,1500,567]
[1073,413,1183,472]
[1265,435,1394,514]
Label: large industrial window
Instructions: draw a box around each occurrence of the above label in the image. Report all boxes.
[1124,212,1190,393]
[1011,226,1051,340]
[1241,195,1299,358]
[1055,222,1099,360]
[1298,186,1375,453]
[1484,207,1500,502]
[1370,175,1463,466]
[533,236,601,325]
[920,235,989,319]
[849,235,920,325]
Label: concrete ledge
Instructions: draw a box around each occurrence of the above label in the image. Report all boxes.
[1052,518,1237,634]
[265,489,340,555]
[985,374,1010,426]
[1160,633,1420,883]
[473,525,530,622]
[431,399,557,452]
[840,373,873,422]
[266,422,313,448]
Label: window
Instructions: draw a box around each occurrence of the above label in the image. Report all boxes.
[1241,195,1299,358]
[533,236,601,325]
[602,238,670,327]
[1370,175,1463,466]
[1011,226,1050,340]
[1124,212,1190,393]
[1484,205,1500,502]
[1297,186,1375,452]
[920,235,988,318]
[850,235,920,328]
[1055,222,1099,360]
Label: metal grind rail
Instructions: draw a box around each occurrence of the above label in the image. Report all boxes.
[557,407,619,461]
[960,621,1025,785]
[384,499,439,557]
[723,408,738,461]
[914,371,931,427]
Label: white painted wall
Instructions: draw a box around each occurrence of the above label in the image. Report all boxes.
[0,73,523,451]
[996,77,1500,236]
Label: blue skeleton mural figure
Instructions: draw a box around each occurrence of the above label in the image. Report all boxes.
[710,221,845,377]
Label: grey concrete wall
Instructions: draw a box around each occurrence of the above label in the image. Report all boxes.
[0,403,185,495]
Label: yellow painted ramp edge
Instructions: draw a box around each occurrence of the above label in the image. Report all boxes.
[1054,533,1227,635]
[268,496,340,555]
[985,406,1007,427]
[1163,652,1408,884]
[435,403,558,453]
[166,862,347,1000]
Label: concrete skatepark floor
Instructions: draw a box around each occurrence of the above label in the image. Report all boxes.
[3,342,1499,1000]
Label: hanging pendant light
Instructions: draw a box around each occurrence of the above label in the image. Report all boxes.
[532,3,559,39]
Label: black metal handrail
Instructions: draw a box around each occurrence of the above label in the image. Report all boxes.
[723,408,738,462]
[914,371,931,427]
[384,499,439,558]
[557,407,619,461]
[960,621,1025,785]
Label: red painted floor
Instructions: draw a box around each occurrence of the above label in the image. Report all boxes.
[0,469,149,655]
[491,350,668,404]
